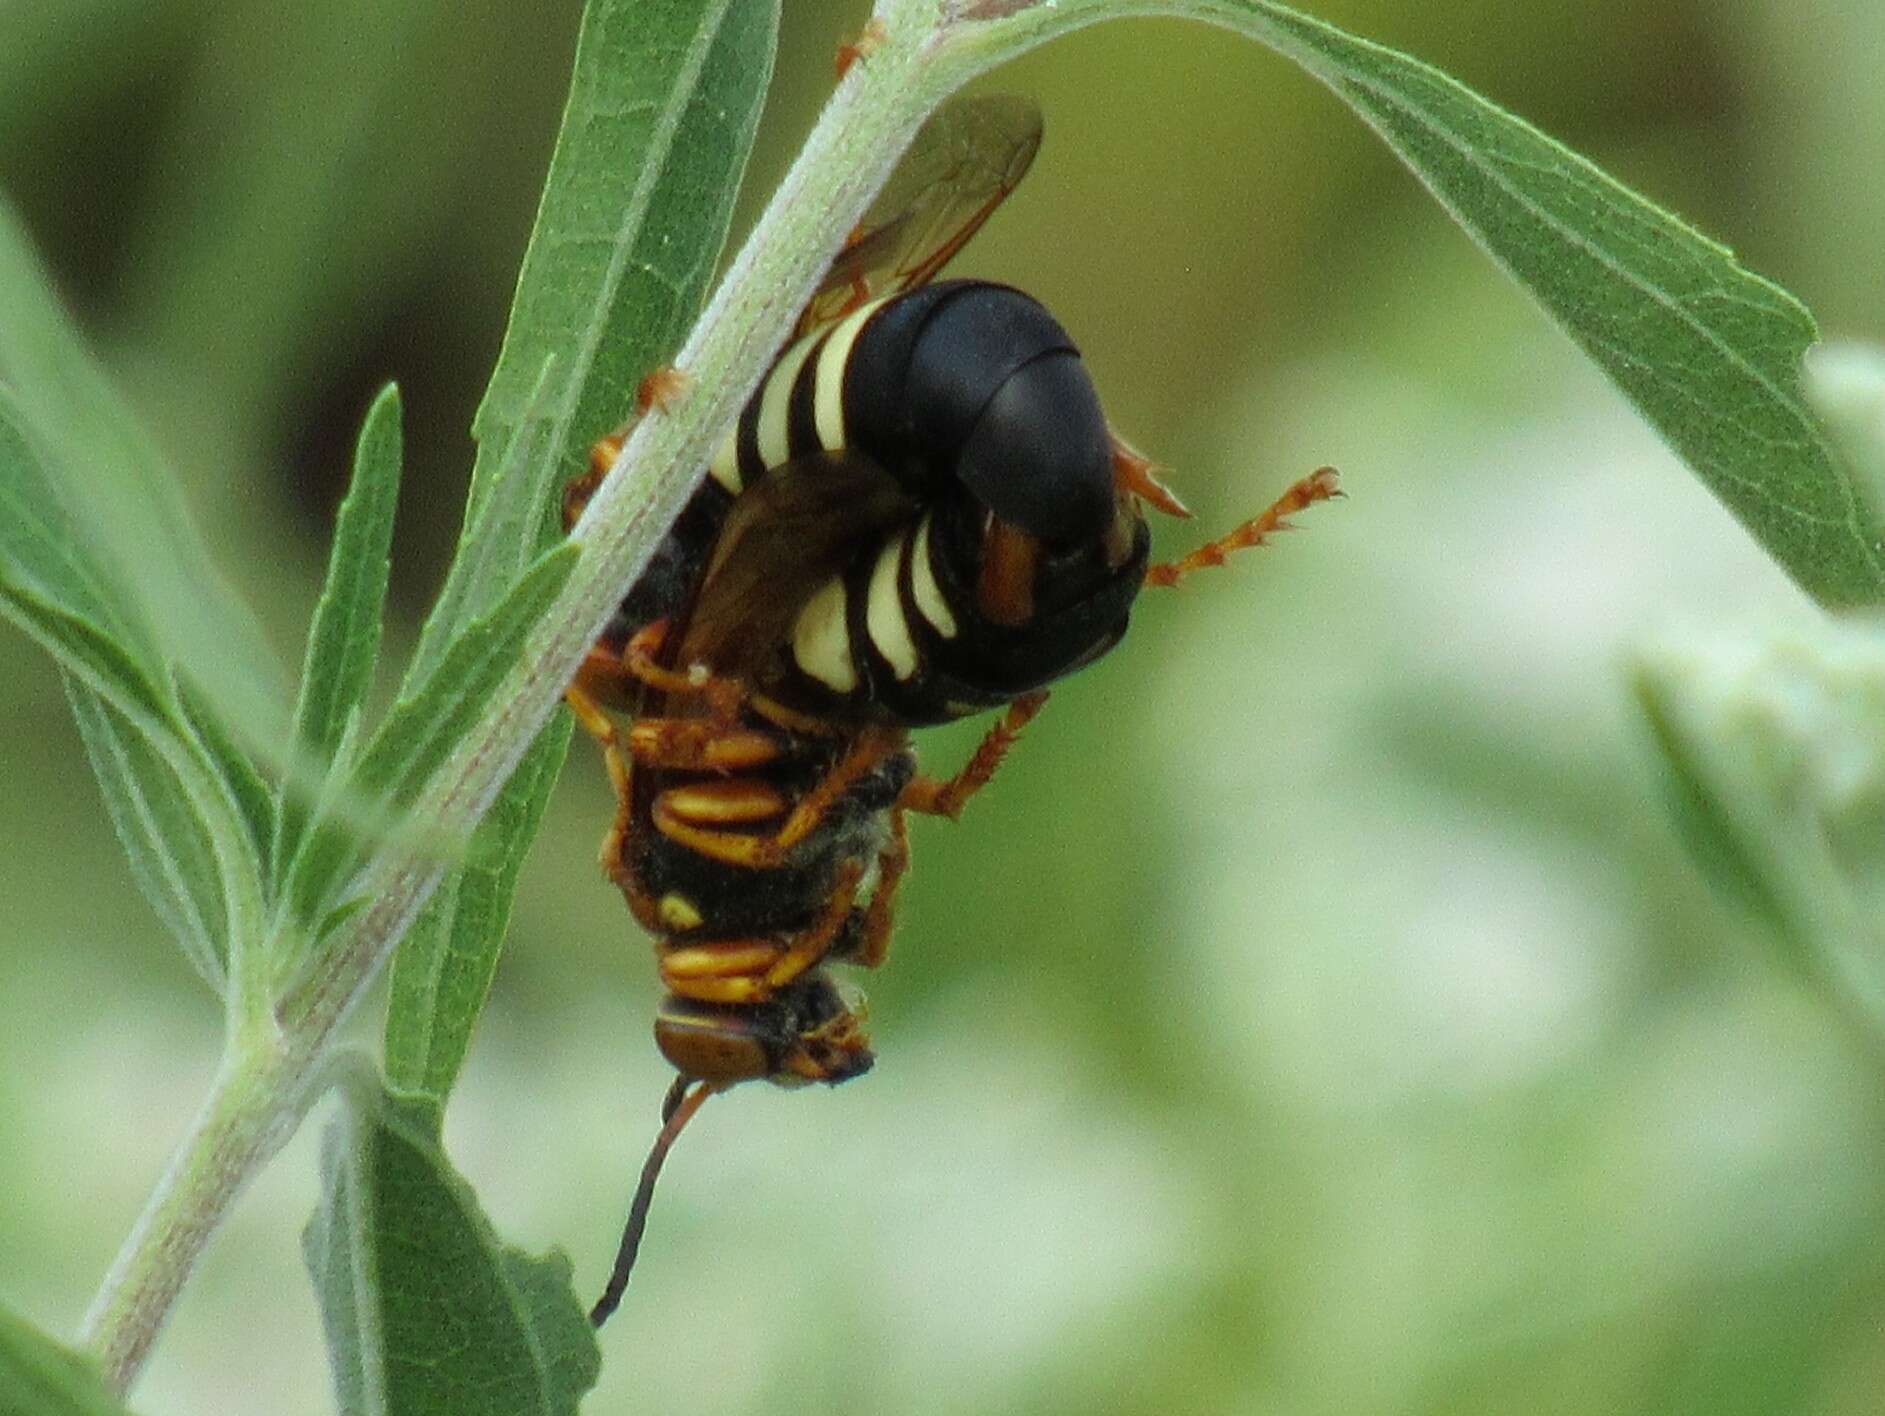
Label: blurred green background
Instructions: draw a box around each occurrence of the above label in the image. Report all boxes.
[4,1,1882,1412]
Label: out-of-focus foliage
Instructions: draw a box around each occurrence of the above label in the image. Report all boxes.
[4,2,1884,1414]
[0,1308,139,1416]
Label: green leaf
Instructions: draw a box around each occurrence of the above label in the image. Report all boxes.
[978,0,1875,604]
[277,384,405,879]
[284,544,578,931]
[385,718,570,1105]
[0,196,290,742]
[1634,623,1885,1049]
[1211,1,1883,607]
[65,678,229,990]
[1804,342,1885,535]
[410,0,780,679]
[304,1080,600,1416]
[0,386,163,684]
[0,1306,141,1416]
[4,392,268,988]
[179,679,278,888]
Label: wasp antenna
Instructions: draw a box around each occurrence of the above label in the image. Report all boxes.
[591,1079,718,1328]
[1144,467,1341,589]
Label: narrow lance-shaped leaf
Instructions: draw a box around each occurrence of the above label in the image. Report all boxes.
[277,385,404,880]
[0,386,163,684]
[4,390,264,990]
[1215,0,1882,607]
[0,1306,143,1416]
[180,680,278,887]
[1804,342,1885,532]
[385,719,570,1104]
[304,1081,599,1416]
[410,0,780,677]
[383,0,780,1114]
[0,196,289,744]
[66,679,229,991]
[283,543,578,934]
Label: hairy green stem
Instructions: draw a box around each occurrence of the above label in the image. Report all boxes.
[77,1030,307,1391]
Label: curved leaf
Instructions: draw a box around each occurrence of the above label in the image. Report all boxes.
[304,1082,599,1416]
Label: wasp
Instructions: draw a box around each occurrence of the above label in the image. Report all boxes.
[564,93,1340,1326]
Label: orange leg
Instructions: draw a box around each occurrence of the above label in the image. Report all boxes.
[616,621,836,736]
[1111,432,1191,518]
[566,368,687,533]
[835,17,886,78]
[845,810,910,970]
[1144,467,1342,589]
[636,365,691,414]
[899,692,1047,819]
[651,729,909,869]
[659,861,864,1004]
[625,717,782,772]
[564,678,667,929]
[617,620,745,720]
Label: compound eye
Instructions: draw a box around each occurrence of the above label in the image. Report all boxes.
[654,998,775,1083]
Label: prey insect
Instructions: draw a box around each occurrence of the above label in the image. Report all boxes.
[564,92,1341,1326]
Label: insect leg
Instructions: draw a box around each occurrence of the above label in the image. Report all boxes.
[762,859,866,989]
[657,861,864,1003]
[563,678,655,925]
[1143,466,1342,588]
[845,809,910,970]
[651,729,909,870]
[625,718,783,772]
[898,691,1048,819]
[1110,431,1191,518]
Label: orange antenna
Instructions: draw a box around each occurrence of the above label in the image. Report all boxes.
[591,1077,719,1327]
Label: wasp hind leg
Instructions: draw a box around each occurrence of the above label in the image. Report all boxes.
[899,691,1048,820]
[845,810,911,971]
[1144,467,1342,589]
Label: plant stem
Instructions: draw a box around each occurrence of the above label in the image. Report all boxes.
[78,1031,306,1393]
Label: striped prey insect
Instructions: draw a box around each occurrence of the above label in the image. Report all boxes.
[563,93,1340,1326]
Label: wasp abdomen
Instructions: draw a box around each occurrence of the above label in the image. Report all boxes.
[843,281,1112,533]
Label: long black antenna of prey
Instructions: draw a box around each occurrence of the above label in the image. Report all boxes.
[591,1077,718,1327]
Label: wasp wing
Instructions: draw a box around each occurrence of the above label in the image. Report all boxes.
[796,94,1043,338]
[669,452,918,686]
